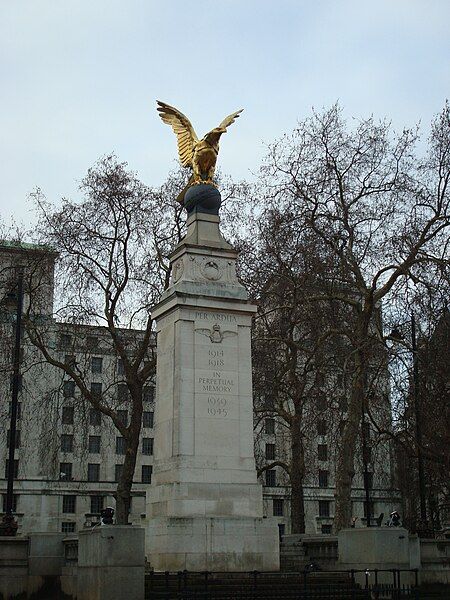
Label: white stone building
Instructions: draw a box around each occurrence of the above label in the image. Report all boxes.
[0,241,400,536]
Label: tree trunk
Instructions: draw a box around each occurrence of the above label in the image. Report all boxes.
[115,435,139,524]
[334,350,365,531]
[115,394,142,525]
[290,417,306,534]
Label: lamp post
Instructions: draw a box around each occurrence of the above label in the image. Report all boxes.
[361,404,372,527]
[389,311,427,531]
[410,313,427,528]
[1,271,24,536]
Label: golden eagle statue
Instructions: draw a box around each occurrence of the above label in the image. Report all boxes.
[156,101,243,202]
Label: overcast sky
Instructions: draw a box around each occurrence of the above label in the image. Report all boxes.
[1,0,449,227]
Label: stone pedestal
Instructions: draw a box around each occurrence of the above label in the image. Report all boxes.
[338,527,420,585]
[28,532,66,576]
[0,536,29,599]
[78,526,145,600]
[146,209,279,571]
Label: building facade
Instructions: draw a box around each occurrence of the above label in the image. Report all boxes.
[0,241,400,536]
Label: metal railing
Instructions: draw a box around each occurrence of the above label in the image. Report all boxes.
[145,568,421,599]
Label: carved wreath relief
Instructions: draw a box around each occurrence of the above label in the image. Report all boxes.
[172,258,184,282]
[171,255,237,285]
[201,260,221,280]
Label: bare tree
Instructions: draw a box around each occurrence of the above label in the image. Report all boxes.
[388,272,450,532]
[241,208,350,533]
[248,102,450,530]
[23,155,184,523]
[15,156,246,525]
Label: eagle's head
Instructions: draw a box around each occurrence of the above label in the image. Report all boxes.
[204,127,227,146]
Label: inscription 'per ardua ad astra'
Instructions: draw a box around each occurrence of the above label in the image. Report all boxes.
[194,311,237,322]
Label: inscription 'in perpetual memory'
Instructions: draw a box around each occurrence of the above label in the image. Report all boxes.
[198,372,234,394]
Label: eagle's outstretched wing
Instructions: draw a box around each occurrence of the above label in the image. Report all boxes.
[218,109,244,131]
[195,328,211,338]
[221,331,237,339]
[156,101,199,167]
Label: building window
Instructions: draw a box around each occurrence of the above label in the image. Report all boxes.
[64,354,76,367]
[142,438,154,456]
[339,396,349,411]
[115,437,126,455]
[118,384,129,402]
[262,395,275,410]
[89,408,102,426]
[319,470,329,488]
[61,434,74,453]
[59,462,72,480]
[7,430,20,448]
[10,374,22,392]
[61,522,76,533]
[362,422,370,440]
[63,381,75,398]
[115,464,123,482]
[321,524,332,534]
[363,445,372,463]
[317,419,327,435]
[265,443,276,460]
[91,382,102,398]
[363,472,373,489]
[88,436,101,454]
[318,444,328,461]
[117,410,128,426]
[264,418,275,434]
[265,470,276,487]
[60,334,72,348]
[142,465,152,483]
[117,358,125,375]
[62,406,74,425]
[8,402,21,419]
[2,494,18,513]
[91,357,103,374]
[273,498,284,516]
[318,500,330,517]
[317,397,327,411]
[90,495,104,514]
[62,495,76,513]
[86,336,98,350]
[87,463,100,482]
[363,501,376,518]
[143,411,154,428]
[5,459,19,479]
[143,386,155,403]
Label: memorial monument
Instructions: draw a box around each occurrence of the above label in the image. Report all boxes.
[146,102,279,571]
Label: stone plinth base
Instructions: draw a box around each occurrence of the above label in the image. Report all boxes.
[28,532,66,576]
[147,516,279,571]
[78,525,145,600]
[338,527,420,585]
[0,536,29,599]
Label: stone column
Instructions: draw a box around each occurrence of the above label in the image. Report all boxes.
[146,205,279,571]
